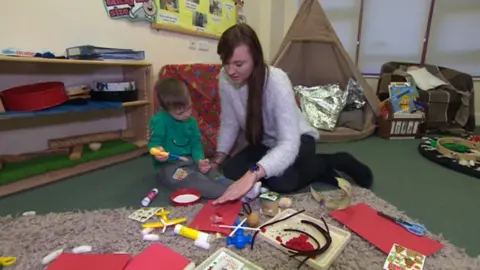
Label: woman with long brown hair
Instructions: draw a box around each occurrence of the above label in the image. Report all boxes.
[212,23,373,205]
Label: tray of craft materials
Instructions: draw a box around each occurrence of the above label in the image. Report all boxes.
[195,247,264,270]
[257,208,351,270]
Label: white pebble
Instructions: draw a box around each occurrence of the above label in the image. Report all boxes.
[141,228,154,235]
[22,211,36,216]
[42,249,64,265]
[72,245,92,254]
[114,251,129,254]
[459,159,469,166]
[469,160,475,166]
[143,234,160,241]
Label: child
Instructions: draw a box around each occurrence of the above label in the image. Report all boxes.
[148,77,261,200]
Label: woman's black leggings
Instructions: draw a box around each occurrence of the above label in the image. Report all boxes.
[221,135,338,193]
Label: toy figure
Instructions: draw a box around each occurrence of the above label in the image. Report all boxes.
[226,219,253,249]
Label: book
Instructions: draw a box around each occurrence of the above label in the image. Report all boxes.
[389,87,417,113]
[69,51,145,61]
[65,45,134,58]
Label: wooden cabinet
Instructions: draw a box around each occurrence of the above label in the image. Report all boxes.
[0,56,154,196]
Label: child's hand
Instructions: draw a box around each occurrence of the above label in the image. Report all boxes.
[198,159,211,173]
[152,147,169,162]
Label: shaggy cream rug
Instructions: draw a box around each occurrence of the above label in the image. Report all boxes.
[0,187,479,270]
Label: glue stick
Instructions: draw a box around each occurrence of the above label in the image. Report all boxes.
[174,224,210,242]
[194,237,210,250]
[141,188,159,207]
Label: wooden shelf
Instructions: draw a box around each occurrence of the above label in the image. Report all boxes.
[0,54,154,195]
[0,100,150,120]
[122,100,149,107]
[0,55,151,67]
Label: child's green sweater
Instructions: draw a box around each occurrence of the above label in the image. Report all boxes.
[148,111,205,168]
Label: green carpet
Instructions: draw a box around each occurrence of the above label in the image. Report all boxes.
[0,137,479,257]
[0,140,138,186]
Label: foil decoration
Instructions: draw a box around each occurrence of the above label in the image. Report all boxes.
[294,84,348,131]
[344,78,366,111]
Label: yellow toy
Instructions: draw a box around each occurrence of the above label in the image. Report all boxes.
[0,256,16,267]
[149,148,188,161]
[142,208,187,233]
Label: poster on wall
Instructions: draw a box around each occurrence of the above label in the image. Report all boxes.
[104,0,158,22]
[233,0,246,23]
[151,0,238,39]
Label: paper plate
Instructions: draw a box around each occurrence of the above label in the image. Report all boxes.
[170,189,201,206]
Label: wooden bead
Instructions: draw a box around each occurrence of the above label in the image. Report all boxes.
[247,212,260,228]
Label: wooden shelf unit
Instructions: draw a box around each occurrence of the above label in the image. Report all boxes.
[0,56,155,196]
[0,55,152,66]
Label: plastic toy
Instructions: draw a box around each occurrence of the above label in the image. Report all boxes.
[142,208,187,233]
[0,257,16,268]
[149,148,188,161]
[226,218,253,249]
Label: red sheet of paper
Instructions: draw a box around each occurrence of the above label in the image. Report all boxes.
[188,200,243,235]
[46,253,131,270]
[329,203,444,256]
[124,243,193,270]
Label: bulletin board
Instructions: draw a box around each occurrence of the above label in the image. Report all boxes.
[151,0,238,39]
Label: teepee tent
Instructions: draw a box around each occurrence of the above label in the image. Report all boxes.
[272,0,380,142]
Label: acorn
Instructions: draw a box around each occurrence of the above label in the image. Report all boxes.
[247,212,260,228]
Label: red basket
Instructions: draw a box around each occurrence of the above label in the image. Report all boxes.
[0,82,68,111]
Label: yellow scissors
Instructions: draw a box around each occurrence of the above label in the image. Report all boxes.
[0,256,16,267]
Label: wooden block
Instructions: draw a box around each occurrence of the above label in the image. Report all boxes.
[69,145,84,160]
[133,140,148,148]
[49,130,135,149]
[0,148,70,163]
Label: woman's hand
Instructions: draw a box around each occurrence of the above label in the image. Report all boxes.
[212,172,257,205]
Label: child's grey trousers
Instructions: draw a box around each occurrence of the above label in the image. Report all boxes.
[156,157,235,199]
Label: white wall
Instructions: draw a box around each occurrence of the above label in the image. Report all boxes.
[0,0,265,155]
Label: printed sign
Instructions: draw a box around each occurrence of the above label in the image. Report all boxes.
[104,0,157,22]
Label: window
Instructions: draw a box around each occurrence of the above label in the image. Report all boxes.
[358,0,431,74]
[425,0,480,76]
[318,0,361,62]
[296,0,480,76]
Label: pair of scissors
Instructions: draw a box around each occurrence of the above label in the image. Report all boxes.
[378,211,426,237]
[0,256,16,267]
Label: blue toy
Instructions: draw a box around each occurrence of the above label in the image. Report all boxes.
[226,218,253,249]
